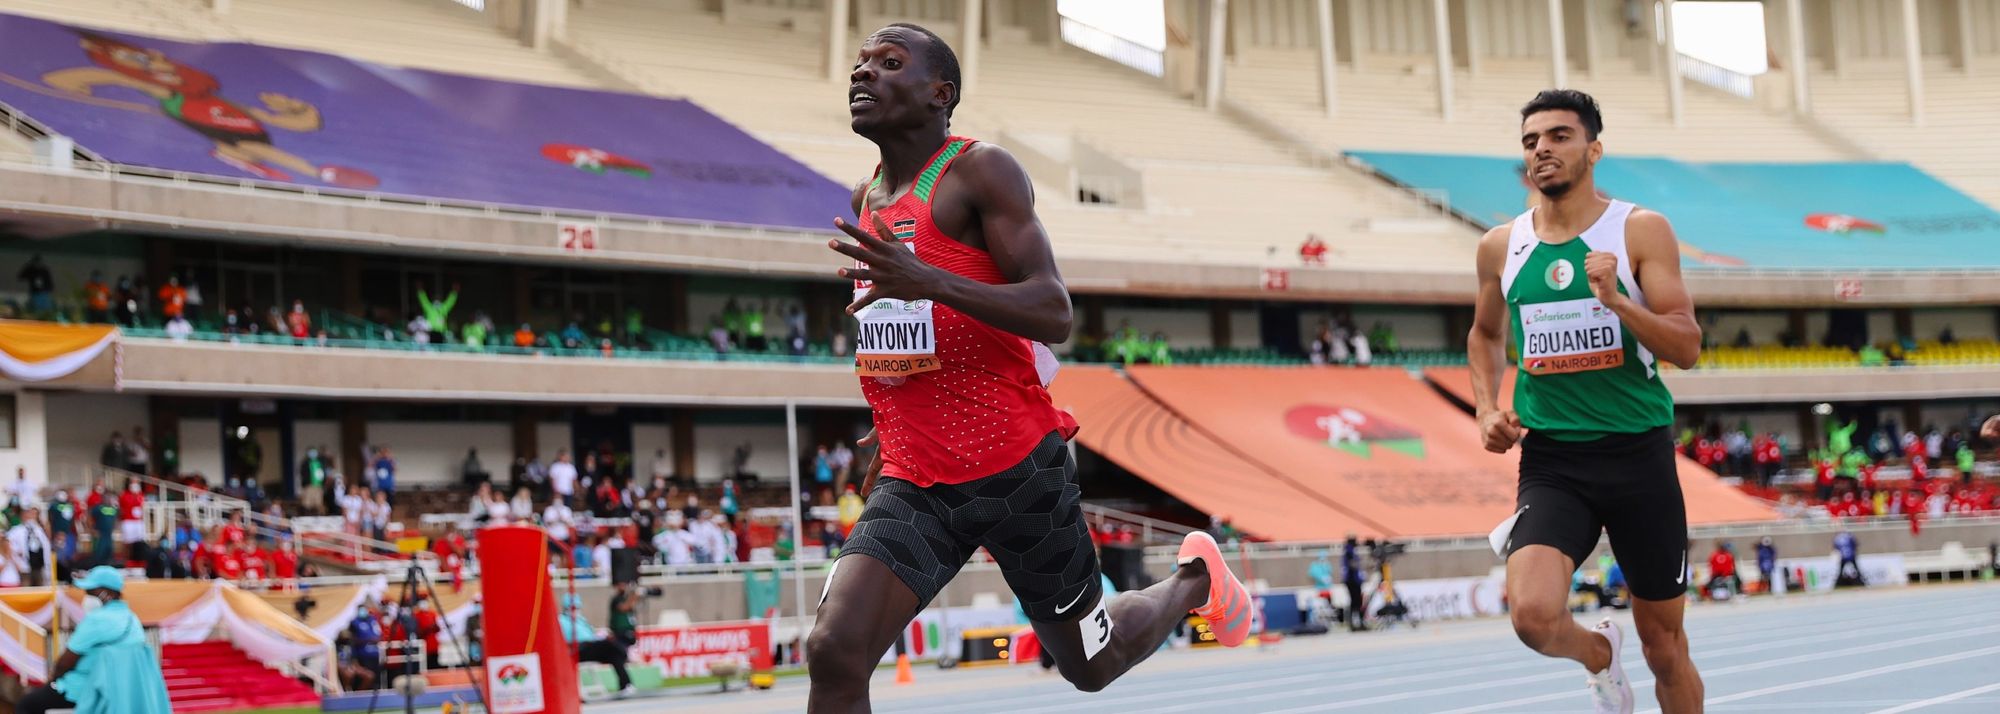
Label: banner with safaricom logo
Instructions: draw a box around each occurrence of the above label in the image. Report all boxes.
[629,621,773,677]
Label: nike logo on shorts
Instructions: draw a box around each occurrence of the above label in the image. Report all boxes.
[1053,587,1089,615]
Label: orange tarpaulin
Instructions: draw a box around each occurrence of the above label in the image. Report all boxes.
[1124,366,1528,538]
[1422,367,1775,525]
[1049,366,1379,540]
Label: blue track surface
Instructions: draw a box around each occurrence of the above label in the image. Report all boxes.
[592,582,2000,713]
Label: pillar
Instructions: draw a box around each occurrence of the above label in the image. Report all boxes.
[1315,0,1338,116]
[338,254,363,318]
[1210,304,1232,349]
[338,402,365,484]
[1431,0,1452,120]
[1460,0,1484,77]
[671,411,695,480]
[1342,0,1367,70]
[1204,0,1228,111]
[826,0,853,83]
[512,408,538,461]
[1082,296,1106,342]
[665,273,690,335]
[1828,0,1849,76]
[1952,0,1975,73]
[1892,308,1914,340]
[1546,0,1567,88]
[1576,0,1596,77]
[522,0,567,50]
[148,397,176,478]
[1787,309,1809,346]
[1900,0,1924,124]
[961,0,982,98]
[1786,0,1811,115]
[1661,0,1683,126]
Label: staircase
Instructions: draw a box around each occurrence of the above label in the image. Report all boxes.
[160,641,321,713]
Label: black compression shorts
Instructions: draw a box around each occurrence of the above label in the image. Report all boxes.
[1502,425,1689,601]
[837,430,1104,623]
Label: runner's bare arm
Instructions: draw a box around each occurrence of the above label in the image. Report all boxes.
[1468,226,1523,452]
[1603,209,1701,369]
[833,146,1072,344]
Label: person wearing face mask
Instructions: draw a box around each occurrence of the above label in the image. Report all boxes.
[18,566,171,713]
[117,479,146,562]
[48,490,77,565]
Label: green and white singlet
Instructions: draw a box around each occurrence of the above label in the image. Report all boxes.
[1501,200,1675,441]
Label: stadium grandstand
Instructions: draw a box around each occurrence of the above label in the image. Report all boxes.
[0,0,1993,712]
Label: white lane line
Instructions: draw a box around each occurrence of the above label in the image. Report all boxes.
[1431,620,2000,714]
[1861,682,2000,714]
[949,594,2000,714]
[1685,646,2000,710]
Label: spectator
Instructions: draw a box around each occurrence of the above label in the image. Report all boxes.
[464,311,493,350]
[157,276,188,323]
[543,498,576,554]
[624,305,646,347]
[347,602,384,688]
[218,511,247,548]
[7,507,50,587]
[509,487,534,522]
[1340,534,1366,631]
[648,449,673,486]
[1309,324,1333,366]
[366,491,391,543]
[1705,542,1739,598]
[592,477,625,519]
[86,487,117,567]
[163,313,193,342]
[559,593,633,698]
[1754,537,1776,593]
[1956,441,1977,485]
[8,466,35,508]
[1724,428,1750,477]
[549,449,578,507]
[831,330,850,357]
[407,313,433,345]
[1349,322,1372,366]
[17,567,172,713]
[48,489,77,564]
[340,485,368,536]
[812,445,832,494]
[371,447,396,506]
[608,581,640,648]
[707,317,731,355]
[113,276,141,326]
[99,432,129,472]
[561,322,587,349]
[285,300,310,340]
[591,533,617,580]
[1833,530,1863,586]
[513,323,536,349]
[469,482,494,524]
[720,479,740,525]
[461,448,489,489]
[417,282,458,334]
[652,512,694,566]
[1368,321,1397,356]
[82,270,111,323]
[599,337,615,358]
[1752,433,1781,487]
[127,426,151,476]
[17,254,53,316]
[117,479,145,561]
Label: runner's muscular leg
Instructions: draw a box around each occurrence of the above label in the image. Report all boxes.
[1506,545,1611,672]
[805,554,921,714]
[1034,560,1210,692]
[1631,594,1703,713]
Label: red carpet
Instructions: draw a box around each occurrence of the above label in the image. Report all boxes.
[160,641,321,713]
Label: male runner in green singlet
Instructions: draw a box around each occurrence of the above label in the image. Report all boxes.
[1469,89,1706,714]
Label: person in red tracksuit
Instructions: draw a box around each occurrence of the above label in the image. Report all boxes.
[1705,543,1738,598]
[117,480,146,563]
[1815,457,1836,502]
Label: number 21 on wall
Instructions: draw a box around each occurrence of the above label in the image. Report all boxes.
[558,222,600,252]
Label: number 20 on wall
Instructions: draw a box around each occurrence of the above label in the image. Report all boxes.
[558,221,600,252]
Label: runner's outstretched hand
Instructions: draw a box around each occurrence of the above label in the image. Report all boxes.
[832,214,938,314]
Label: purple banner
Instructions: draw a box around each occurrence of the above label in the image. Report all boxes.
[0,13,850,231]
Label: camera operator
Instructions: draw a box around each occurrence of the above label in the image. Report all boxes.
[608,581,640,648]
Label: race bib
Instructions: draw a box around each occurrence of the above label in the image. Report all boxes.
[1518,296,1624,375]
[853,294,940,379]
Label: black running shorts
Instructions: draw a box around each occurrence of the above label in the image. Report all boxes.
[837,430,1103,623]
[1502,425,1689,602]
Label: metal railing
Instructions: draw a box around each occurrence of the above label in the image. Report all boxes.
[1677,53,1757,100]
[1081,503,1196,544]
[1060,16,1165,77]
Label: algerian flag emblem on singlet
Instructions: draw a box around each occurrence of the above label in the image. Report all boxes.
[1545,259,1575,291]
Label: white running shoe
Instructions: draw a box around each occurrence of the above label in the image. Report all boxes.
[1586,618,1635,714]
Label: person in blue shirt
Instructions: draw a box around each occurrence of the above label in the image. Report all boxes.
[1755,538,1777,593]
[372,447,397,507]
[18,566,171,714]
[1833,531,1863,587]
[348,603,383,684]
[1340,535,1367,631]
[559,593,633,698]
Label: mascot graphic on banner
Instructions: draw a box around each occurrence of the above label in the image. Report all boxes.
[33,29,378,188]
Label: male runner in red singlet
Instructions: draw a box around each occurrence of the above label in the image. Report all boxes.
[806,24,1253,711]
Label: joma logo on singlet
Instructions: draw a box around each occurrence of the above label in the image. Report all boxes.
[857,321,932,352]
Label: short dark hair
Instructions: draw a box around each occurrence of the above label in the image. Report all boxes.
[1520,89,1603,140]
[886,23,962,118]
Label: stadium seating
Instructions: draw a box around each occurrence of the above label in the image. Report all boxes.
[217,0,597,87]
[1225,52,1859,162]
[1695,344,1864,370]
[1807,59,2000,210]
[0,0,221,37]
[1903,339,2000,367]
